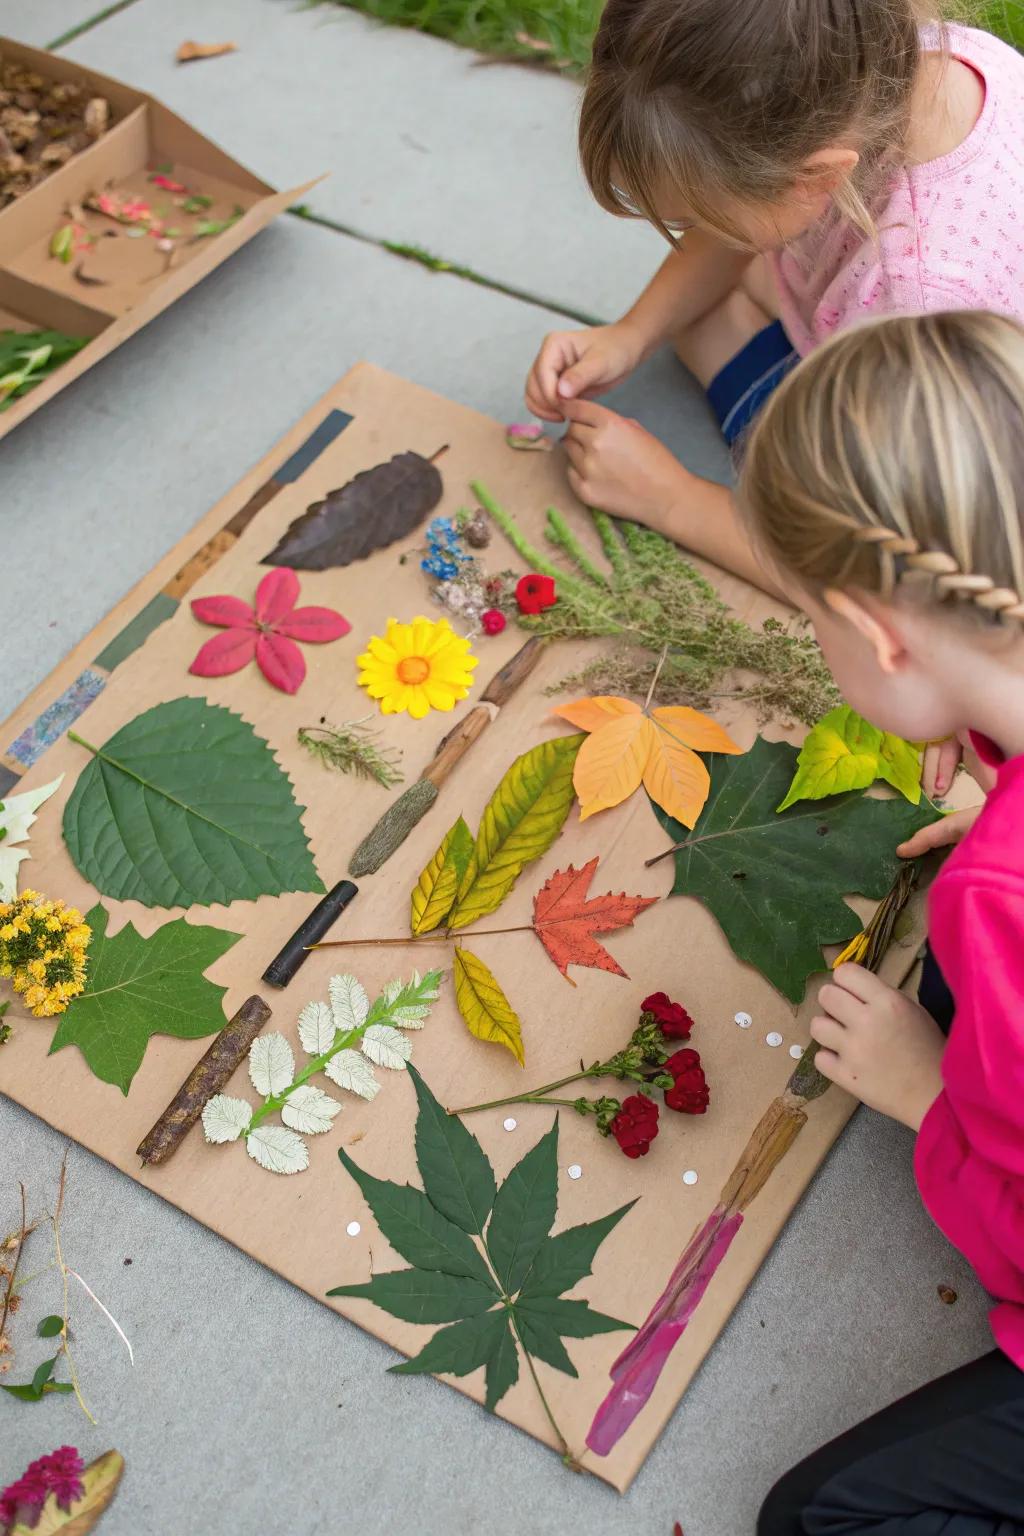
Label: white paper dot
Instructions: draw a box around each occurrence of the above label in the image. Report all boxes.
[567,1164,583,1180]
[789,1044,804,1059]
[345,1221,361,1237]
[734,1011,753,1028]
[503,1117,517,1132]
[766,1031,784,1048]
[682,1169,699,1186]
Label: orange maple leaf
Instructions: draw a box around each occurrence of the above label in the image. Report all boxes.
[532,857,659,983]
[551,695,742,829]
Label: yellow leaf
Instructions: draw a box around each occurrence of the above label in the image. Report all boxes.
[650,706,742,756]
[641,736,710,830]
[573,714,656,821]
[551,696,640,733]
[410,815,473,935]
[452,947,525,1065]
[30,1451,124,1535]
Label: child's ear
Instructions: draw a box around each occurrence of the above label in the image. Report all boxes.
[802,147,860,192]
[823,589,903,673]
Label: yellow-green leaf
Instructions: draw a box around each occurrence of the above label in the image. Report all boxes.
[411,815,474,935]
[777,705,921,812]
[28,1450,124,1535]
[447,735,583,930]
[452,947,524,1065]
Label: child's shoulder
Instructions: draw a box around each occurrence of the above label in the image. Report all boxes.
[946,756,1024,889]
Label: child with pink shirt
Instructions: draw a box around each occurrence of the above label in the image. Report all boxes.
[740,310,1024,1534]
[525,0,1024,608]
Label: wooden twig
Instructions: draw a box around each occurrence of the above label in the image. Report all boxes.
[0,1183,28,1345]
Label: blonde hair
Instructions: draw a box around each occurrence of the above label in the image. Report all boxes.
[740,311,1024,626]
[579,0,937,245]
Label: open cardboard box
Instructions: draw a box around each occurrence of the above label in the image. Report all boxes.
[0,37,315,438]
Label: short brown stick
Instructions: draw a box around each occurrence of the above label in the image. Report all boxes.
[137,995,272,1166]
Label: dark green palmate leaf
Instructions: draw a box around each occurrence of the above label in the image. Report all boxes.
[408,1062,496,1235]
[63,696,324,908]
[337,1147,496,1288]
[49,905,241,1093]
[332,1073,636,1429]
[652,735,936,1002]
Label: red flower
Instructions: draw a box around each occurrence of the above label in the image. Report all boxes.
[43,1447,86,1511]
[641,991,694,1039]
[610,1093,660,1158]
[0,1447,84,1530]
[189,568,351,695]
[481,609,506,636]
[664,1048,709,1114]
[515,573,557,615]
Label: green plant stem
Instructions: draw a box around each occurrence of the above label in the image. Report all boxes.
[311,924,534,950]
[247,1022,363,1132]
[589,508,626,576]
[448,1069,599,1116]
[544,507,608,588]
[472,481,591,600]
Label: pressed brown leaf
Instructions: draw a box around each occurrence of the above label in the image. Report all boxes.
[32,1450,124,1534]
[532,857,658,982]
[176,40,237,62]
[262,451,443,571]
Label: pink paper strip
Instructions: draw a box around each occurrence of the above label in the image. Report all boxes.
[586,1207,744,1456]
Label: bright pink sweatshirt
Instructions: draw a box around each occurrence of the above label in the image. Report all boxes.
[916,744,1024,1367]
[770,25,1024,355]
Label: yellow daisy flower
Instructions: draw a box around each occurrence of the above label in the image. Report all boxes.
[357,616,478,720]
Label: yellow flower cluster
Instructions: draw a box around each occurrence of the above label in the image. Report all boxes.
[0,890,90,1017]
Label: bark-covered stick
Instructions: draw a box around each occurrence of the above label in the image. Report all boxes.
[137,995,272,1166]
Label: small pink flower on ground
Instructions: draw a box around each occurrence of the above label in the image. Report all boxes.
[189,567,351,694]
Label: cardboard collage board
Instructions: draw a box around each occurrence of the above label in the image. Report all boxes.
[0,37,312,438]
[0,364,928,1491]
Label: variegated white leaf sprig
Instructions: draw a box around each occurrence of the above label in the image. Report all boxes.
[202,969,443,1174]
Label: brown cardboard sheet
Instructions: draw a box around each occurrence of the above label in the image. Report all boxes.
[0,365,928,1490]
[0,36,315,437]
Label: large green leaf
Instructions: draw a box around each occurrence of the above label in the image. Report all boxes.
[48,904,240,1093]
[446,734,583,929]
[653,736,936,1002]
[514,1295,633,1338]
[63,696,324,908]
[327,1269,497,1324]
[337,1148,496,1288]
[511,1307,578,1378]
[408,1063,496,1235]
[777,705,921,810]
[484,1314,520,1411]
[519,1202,637,1300]
[486,1119,559,1296]
[389,1308,509,1382]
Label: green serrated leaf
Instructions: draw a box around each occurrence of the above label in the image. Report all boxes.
[408,1063,496,1234]
[36,1314,64,1337]
[411,815,474,934]
[654,736,936,1002]
[484,1313,519,1410]
[49,905,241,1093]
[486,1119,558,1295]
[337,1148,496,1288]
[452,947,524,1064]
[512,1304,578,1377]
[519,1201,637,1300]
[447,734,583,929]
[327,1268,497,1324]
[389,1307,507,1380]
[515,1294,633,1338]
[777,705,921,810]
[63,696,324,908]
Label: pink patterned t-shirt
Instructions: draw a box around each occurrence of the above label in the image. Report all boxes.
[769,25,1024,356]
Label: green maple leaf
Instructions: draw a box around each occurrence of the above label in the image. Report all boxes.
[777,704,922,810]
[63,696,324,908]
[329,1065,635,1422]
[49,904,241,1093]
[652,736,936,1002]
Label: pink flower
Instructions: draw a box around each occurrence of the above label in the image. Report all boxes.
[189,567,351,694]
[150,173,187,193]
[481,609,506,635]
[42,1447,85,1511]
[0,1447,84,1531]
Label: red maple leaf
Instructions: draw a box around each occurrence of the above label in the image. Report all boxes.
[532,857,658,983]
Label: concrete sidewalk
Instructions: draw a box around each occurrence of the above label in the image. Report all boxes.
[0,4,994,1533]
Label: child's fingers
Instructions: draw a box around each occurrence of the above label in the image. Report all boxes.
[896,806,979,858]
[817,980,863,1025]
[561,398,611,428]
[921,736,962,798]
[830,963,886,1002]
[810,1014,846,1050]
[809,1045,842,1084]
[566,465,592,505]
[525,357,567,422]
[563,437,587,474]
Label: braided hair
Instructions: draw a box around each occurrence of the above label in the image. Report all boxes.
[740,311,1024,627]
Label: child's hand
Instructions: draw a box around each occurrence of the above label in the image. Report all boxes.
[525,324,646,422]
[921,736,963,798]
[561,399,690,524]
[810,964,945,1130]
[897,804,982,858]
